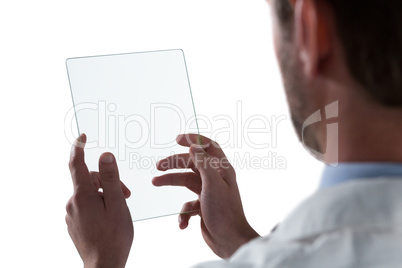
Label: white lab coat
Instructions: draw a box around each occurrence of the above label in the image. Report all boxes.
[192,178,402,268]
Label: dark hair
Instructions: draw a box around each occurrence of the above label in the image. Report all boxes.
[274,0,402,106]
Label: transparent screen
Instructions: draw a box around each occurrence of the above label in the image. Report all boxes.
[66,49,199,221]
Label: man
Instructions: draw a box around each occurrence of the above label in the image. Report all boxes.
[66,0,402,267]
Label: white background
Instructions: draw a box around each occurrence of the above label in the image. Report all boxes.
[0,0,323,267]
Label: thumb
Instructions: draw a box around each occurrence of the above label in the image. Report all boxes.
[99,152,125,208]
[189,144,225,189]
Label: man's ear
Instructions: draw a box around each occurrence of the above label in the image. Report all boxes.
[294,0,331,78]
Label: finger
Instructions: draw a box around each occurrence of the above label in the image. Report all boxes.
[89,171,101,190]
[156,153,199,174]
[152,172,202,194]
[189,144,228,188]
[98,152,125,209]
[120,180,131,199]
[177,134,235,178]
[179,200,200,230]
[176,134,226,158]
[69,134,90,190]
[89,171,131,199]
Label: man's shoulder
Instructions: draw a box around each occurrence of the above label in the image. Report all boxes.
[231,178,402,268]
[273,178,402,240]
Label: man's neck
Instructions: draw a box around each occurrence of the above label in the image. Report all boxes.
[323,99,402,164]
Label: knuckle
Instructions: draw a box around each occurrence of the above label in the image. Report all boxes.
[229,165,236,175]
[72,190,88,205]
[65,199,74,214]
[211,140,220,148]
[65,214,70,225]
[100,168,118,181]
[219,157,232,168]
[209,157,220,169]
[100,173,117,182]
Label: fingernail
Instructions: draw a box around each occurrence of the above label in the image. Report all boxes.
[101,153,115,164]
[79,133,86,143]
[74,133,87,148]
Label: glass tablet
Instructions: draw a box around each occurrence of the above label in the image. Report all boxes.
[66,49,199,221]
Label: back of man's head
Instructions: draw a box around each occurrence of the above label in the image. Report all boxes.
[274,0,402,106]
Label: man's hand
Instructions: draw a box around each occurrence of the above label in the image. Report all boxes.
[153,134,260,259]
[66,134,134,268]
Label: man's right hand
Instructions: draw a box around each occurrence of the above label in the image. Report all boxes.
[152,134,260,259]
